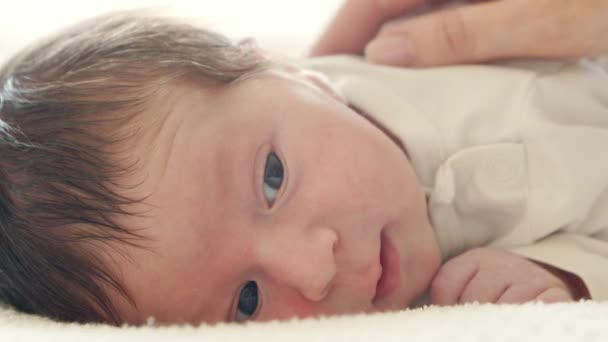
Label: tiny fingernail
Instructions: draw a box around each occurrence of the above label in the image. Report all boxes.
[365,36,415,66]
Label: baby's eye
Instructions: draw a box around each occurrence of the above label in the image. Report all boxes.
[235,281,259,322]
[263,152,284,207]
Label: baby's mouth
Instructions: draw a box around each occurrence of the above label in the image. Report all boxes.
[373,231,401,304]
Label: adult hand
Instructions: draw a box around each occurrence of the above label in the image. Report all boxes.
[310,0,608,67]
[429,247,582,305]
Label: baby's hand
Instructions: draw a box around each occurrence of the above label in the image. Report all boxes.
[429,247,576,306]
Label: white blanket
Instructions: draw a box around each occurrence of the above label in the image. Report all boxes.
[1,4,607,342]
[1,302,606,342]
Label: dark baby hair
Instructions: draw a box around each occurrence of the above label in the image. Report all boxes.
[0,12,268,324]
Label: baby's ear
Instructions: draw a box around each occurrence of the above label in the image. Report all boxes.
[297,69,347,104]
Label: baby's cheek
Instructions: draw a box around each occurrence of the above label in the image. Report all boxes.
[257,292,329,322]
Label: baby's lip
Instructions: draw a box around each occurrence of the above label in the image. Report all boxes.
[372,231,401,304]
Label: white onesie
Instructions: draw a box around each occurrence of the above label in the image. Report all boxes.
[305,56,608,300]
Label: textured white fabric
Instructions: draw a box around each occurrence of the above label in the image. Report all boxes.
[305,56,608,300]
[1,302,607,341]
[4,6,607,341]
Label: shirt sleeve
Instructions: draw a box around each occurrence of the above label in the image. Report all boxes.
[429,59,608,299]
[509,233,608,300]
[496,60,608,300]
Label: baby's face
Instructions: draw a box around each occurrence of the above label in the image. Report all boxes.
[113,68,440,325]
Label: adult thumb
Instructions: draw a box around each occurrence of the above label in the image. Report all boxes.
[365,0,532,67]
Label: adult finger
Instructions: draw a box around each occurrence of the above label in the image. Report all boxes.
[365,0,554,66]
[309,0,426,57]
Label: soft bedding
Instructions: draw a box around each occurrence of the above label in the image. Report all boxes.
[2,4,607,342]
[1,302,607,341]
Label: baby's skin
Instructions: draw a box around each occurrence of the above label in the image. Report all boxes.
[108,63,576,325]
[430,248,577,306]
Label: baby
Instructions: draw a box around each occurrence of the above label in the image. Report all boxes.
[0,13,606,326]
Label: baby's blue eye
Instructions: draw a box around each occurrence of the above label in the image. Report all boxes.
[263,152,283,206]
[235,281,259,322]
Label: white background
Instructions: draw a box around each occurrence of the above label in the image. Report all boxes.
[0,0,343,63]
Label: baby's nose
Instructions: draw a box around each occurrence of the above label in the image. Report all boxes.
[256,226,338,302]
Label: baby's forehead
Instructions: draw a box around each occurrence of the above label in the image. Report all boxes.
[131,65,319,152]
[122,80,231,180]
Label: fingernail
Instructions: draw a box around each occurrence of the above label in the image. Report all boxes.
[365,36,415,66]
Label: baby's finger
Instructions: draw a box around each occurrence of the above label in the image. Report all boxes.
[496,284,546,304]
[535,287,574,303]
[457,275,509,304]
[429,255,479,306]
